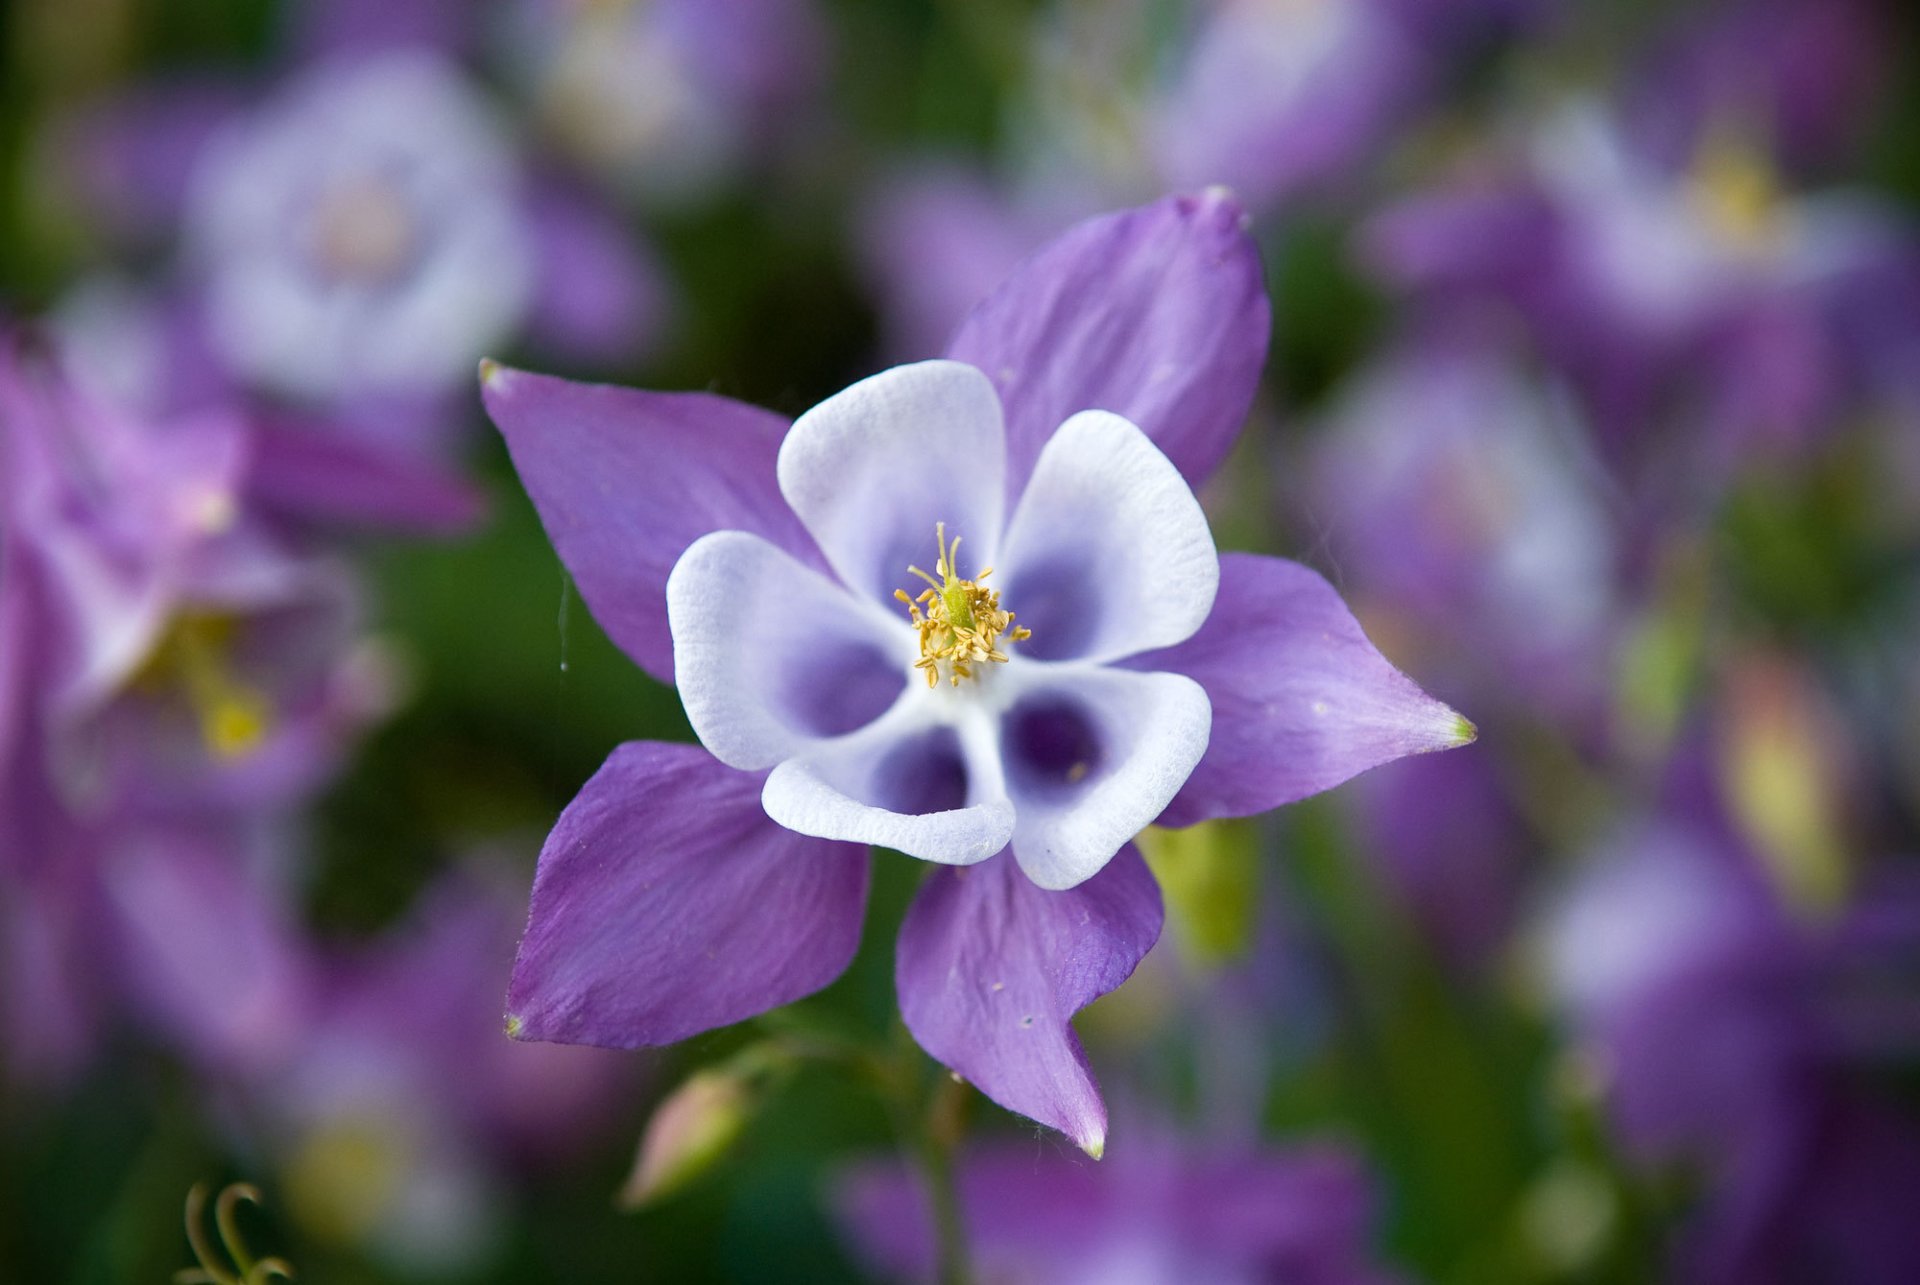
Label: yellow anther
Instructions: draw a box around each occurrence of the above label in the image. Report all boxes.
[1692,126,1784,256]
[894,523,1030,688]
[133,613,274,759]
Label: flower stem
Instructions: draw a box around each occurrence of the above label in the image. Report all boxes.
[917,1071,973,1285]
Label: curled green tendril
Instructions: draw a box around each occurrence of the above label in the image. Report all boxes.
[175,1182,296,1285]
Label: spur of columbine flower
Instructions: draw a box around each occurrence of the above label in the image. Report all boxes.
[485,191,1473,1155]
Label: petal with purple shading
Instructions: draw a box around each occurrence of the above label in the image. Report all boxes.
[895,847,1162,1156]
[667,530,909,769]
[1133,553,1473,828]
[762,708,1013,866]
[777,360,1006,608]
[481,362,816,684]
[945,190,1269,498]
[506,741,870,1048]
[997,409,1218,665]
[1001,665,1211,890]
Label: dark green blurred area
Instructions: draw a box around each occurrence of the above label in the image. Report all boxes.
[2,0,1919,1283]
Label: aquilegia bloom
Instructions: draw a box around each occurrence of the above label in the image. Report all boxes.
[487,192,1471,1154]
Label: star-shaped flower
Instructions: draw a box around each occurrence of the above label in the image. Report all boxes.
[485,191,1472,1154]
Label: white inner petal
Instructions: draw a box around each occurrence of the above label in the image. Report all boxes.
[776,360,1008,609]
[667,530,910,771]
[997,410,1219,664]
[1001,664,1212,890]
[762,698,1014,866]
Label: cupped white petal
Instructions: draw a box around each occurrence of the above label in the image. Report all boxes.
[667,530,911,770]
[777,360,1007,607]
[997,410,1219,664]
[1001,665,1212,890]
[762,703,1013,865]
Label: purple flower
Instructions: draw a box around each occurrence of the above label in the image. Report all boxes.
[835,1128,1402,1284]
[487,193,1471,1153]
[501,0,825,203]
[1544,767,1920,1281]
[50,40,664,522]
[244,868,633,1274]
[1150,0,1425,212]
[1360,96,1909,465]
[1307,327,1620,724]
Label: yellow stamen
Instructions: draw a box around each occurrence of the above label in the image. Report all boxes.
[893,523,1030,688]
[1692,125,1784,256]
[133,613,273,759]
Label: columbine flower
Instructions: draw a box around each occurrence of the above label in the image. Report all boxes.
[1543,755,1920,1281]
[487,192,1472,1154]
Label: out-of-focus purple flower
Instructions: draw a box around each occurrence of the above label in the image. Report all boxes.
[52,42,664,519]
[860,0,1445,360]
[485,193,1473,1154]
[1151,0,1424,212]
[1362,95,1912,471]
[0,337,383,820]
[1544,764,1920,1281]
[1625,0,1892,176]
[504,0,825,203]
[245,868,632,1275]
[1308,328,1620,723]
[185,53,532,405]
[0,335,389,1084]
[836,1129,1402,1284]
[1342,749,1533,973]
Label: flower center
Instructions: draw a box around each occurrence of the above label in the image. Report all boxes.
[311,176,416,283]
[1690,129,1784,259]
[894,523,1030,688]
[132,612,272,758]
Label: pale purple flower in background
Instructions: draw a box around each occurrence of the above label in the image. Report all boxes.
[1308,328,1620,724]
[485,192,1472,1154]
[1543,760,1920,1283]
[859,0,1437,359]
[503,0,825,204]
[836,1128,1402,1284]
[1149,0,1424,212]
[48,27,665,525]
[185,52,532,407]
[0,334,383,821]
[240,869,633,1276]
[1361,94,1911,463]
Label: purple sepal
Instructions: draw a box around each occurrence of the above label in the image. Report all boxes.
[481,363,818,684]
[1133,553,1471,828]
[895,847,1162,1154]
[246,416,485,534]
[945,190,1269,499]
[505,740,870,1047]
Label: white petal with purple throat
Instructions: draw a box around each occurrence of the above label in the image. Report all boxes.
[667,530,910,771]
[777,360,1007,608]
[998,411,1219,665]
[762,705,1015,866]
[1000,666,1212,889]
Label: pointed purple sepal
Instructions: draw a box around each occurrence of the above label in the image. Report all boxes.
[481,363,818,684]
[506,741,870,1048]
[1136,553,1474,828]
[895,847,1162,1156]
[945,189,1270,498]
